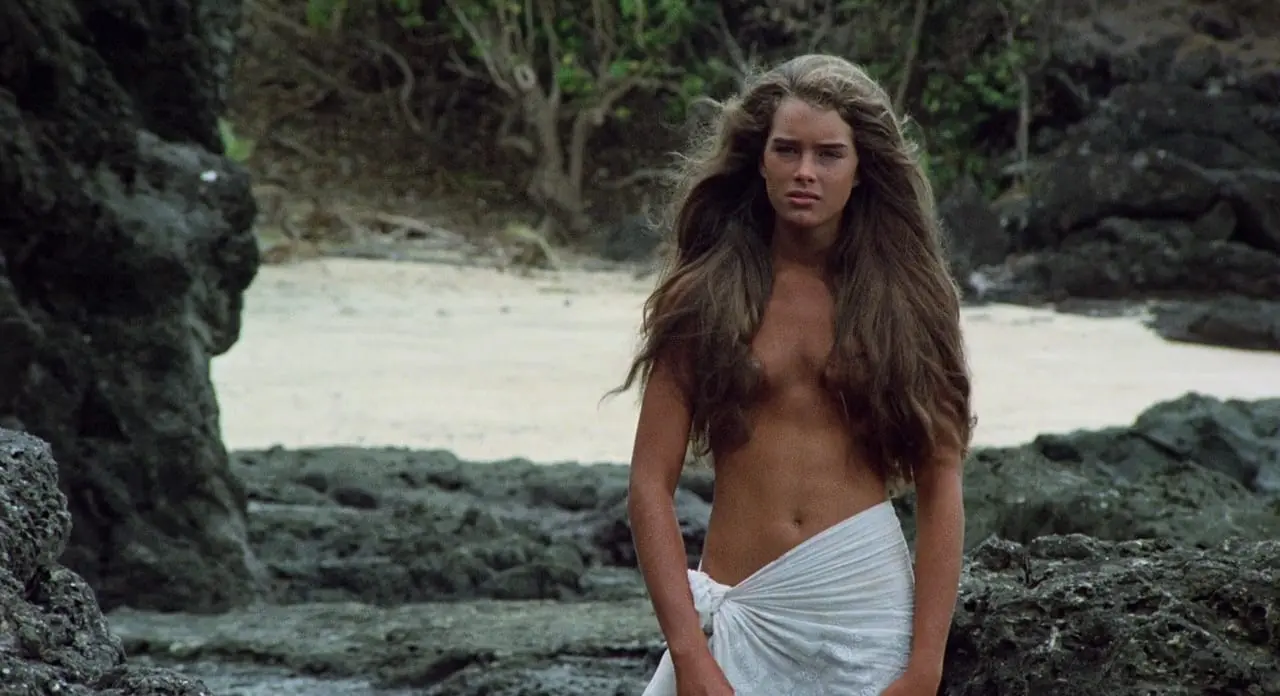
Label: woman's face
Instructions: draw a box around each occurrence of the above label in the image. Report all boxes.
[759,97,859,237]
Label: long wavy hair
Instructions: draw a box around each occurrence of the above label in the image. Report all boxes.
[616,54,974,486]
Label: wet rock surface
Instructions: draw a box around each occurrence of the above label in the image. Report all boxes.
[111,534,1280,695]
[109,533,1280,695]
[0,429,213,695]
[0,0,263,612]
[91,392,1279,693]
[108,600,662,694]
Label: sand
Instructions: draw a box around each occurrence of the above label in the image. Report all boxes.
[212,258,1280,464]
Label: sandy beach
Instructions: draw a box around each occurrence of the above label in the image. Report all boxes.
[212,258,1280,463]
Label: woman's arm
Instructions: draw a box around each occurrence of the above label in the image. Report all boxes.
[627,353,709,661]
[903,444,966,683]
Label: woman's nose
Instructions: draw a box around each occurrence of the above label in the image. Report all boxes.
[794,156,817,182]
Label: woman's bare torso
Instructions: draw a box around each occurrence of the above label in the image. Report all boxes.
[699,267,889,586]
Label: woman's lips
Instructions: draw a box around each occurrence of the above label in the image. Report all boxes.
[785,191,819,205]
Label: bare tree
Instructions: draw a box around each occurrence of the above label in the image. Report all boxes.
[442,0,686,239]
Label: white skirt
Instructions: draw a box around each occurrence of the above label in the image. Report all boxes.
[641,500,914,696]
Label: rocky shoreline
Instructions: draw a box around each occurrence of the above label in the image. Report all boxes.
[932,1,1280,352]
[2,0,1279,693]
[4,393,1278,695]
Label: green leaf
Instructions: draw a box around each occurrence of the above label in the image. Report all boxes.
[305,0,346,30]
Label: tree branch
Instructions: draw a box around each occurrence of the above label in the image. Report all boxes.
[714,6,755,89]
[806,0,835,53]
[442,0,517,96]
[535,0,561,105]
[894,0,929,113]
[567,75,650,190]
[361,37,422,133]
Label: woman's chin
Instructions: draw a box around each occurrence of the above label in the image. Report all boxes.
[777,210,834,232]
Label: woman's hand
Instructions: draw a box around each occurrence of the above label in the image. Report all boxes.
[673,648,736,696]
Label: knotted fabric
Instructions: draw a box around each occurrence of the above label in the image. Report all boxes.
[641,501,915,696]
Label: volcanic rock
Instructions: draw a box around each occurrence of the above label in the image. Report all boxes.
[942,535,1280,695]
[1146,296,1280,352]
[0,429,214,695]
[966,4,1280,306]
[0,0,263,612]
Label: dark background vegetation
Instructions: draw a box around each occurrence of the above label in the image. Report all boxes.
[223,0,1280,259]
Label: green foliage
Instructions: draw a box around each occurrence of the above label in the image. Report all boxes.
[306,0,424,30]
[218,119,255,163]
[440,0,701,103]
[296,0,1041,198]
[389,0,424,27]
[914,3,1038,194]
[305,0,346,29]
[751,0,1042,195]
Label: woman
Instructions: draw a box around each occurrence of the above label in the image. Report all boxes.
[617,54,973,695]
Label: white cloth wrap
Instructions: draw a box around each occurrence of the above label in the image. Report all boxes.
[641,501,915,695]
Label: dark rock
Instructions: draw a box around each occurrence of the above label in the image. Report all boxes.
[1130,392,1280,496]
[961,441,1279,549]
[106,599,662,693]
[1015,150,1220,251]
[1058,83,1280,170]
[942,535,1280,695]
[593,214,662,263]
[227,447,720,605]
[0,0,263,612]
[988,152,1280,302]
[939,177,1009,302]
[590,487,712,568]
[896,393,1280,550]
[678,467,716,503]
[90,667,222,696]
[330,484,380,509]
[233,448,623,604]
[978,10,1280,305]
[1189,7,1242,41]
[414,655,657,695]
[1221,167,1280,254]
[1244,65,1280,105]
[245,495,591,604]
[115,660,424,696]
[106,536,1280,695]
[99,392,1280,691]
[1147,296,1280,352]
[0,429,213,695]
[987,201,1280,305]
[232,393,1280,610]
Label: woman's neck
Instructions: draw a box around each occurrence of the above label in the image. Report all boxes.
[770,221,838,273]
